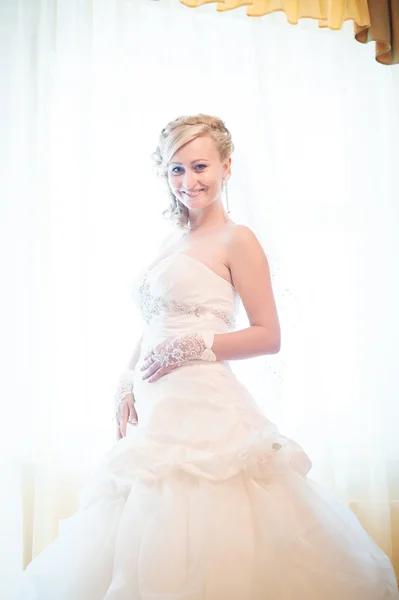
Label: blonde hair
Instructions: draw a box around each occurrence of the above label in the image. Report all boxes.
[152,114,234,230]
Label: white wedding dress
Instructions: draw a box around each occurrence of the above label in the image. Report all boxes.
[12,252,399,599]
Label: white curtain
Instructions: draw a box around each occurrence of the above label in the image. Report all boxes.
[1,0,398,593]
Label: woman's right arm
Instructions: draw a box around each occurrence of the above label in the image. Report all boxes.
[115,230,177,438]
[126,333,143,370]
[115,333,143,440]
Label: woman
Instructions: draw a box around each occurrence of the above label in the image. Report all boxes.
[12,114,399,599]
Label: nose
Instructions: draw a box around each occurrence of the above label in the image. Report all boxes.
[182,170,198,190]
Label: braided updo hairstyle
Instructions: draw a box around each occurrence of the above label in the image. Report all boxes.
[152,114,234,230]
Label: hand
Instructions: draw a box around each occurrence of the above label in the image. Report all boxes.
[140,332,216,383]
[116,392,138,440]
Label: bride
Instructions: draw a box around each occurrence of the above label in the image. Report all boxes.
[12,114,399,599]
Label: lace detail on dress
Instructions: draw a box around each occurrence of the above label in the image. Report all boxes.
[139,272,236,329]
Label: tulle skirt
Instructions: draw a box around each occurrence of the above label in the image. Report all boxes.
[11,361,399,599]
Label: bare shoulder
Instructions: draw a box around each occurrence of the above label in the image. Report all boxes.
[227,223,272,291]
[227,224,265,259]
[226,224,279,349]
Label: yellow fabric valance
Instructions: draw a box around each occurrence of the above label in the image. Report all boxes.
[179,1,399,65]
[179,0,371,30]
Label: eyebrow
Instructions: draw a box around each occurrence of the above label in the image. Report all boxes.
[170,159,209,165]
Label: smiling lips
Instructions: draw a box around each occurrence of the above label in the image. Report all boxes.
[183,189,205,198]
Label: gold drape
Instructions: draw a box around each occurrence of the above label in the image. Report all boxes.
[354,0,399,65]
[179,1,399,65]
[179,0,371,30]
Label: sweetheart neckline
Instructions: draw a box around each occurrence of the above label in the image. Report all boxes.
[145,253,236,291]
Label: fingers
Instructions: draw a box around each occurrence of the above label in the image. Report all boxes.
[116,393,138,441]
[120,403,129,438]
[141,361,179,383]
[141,355,152,369]
[142,348,156,364]
[142,338,172,366]
[128,397,138,425]
[140,355,158,372]
[147,364,176,383]
[145,366,165,383]
[141,361,161,381]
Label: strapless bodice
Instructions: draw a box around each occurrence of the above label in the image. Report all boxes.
[131,253,240,347]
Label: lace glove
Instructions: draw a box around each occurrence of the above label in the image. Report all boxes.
[114,369,138,439]
[141,332,216,383]
[114,369,135,414]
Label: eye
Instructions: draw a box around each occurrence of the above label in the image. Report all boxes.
[195,164,206,171]
[171,166,183,174]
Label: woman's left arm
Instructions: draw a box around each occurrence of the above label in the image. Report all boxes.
[141,226,281,382]
[211,224,281,361]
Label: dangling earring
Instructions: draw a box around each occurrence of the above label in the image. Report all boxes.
[223,178,230,215]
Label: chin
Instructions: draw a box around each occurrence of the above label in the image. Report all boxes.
[179,195,207,209]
